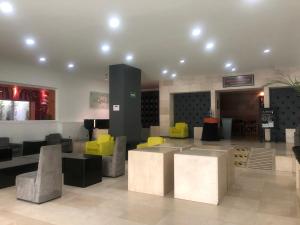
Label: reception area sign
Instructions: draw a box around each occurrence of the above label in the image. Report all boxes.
[223,74,254,88]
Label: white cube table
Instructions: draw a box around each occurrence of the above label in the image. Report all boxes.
[191,145,235,189]
[154,142,192,152]
[174,150,227,205]
[128,147,179,196]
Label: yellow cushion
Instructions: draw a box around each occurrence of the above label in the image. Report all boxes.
[85,134,115,156]
[137,136,164,149]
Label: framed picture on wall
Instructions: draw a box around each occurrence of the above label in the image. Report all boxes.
[90,92,109,109]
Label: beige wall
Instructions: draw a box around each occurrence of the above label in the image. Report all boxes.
[159,67,300,139]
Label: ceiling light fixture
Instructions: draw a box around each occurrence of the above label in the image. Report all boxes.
[125,54,134,62]
[39,57,47,63]
[162,69,168,75]
[191,27,202,37]
[231,67,237,72]
[108,16,121,29]
[180,59,185,64]
[101,44,111,53]
[24,37,36,47]
[171,73,177,78]
[263,48,271,54]
[67,63,75,69]
[205,41,215,51]
[225,62,232,68]
[0,1,14,15]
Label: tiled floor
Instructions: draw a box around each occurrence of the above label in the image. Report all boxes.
[0,139,299,225]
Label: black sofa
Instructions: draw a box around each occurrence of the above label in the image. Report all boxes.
[0,137,22,157]
[22,133,73,156]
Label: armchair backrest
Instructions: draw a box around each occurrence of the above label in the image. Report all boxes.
[148,137,164,146]
[46,133,62,145]
[0,137,9,148]
[175,123,188,129]
[35,145,62,198]
[97,134,114,144]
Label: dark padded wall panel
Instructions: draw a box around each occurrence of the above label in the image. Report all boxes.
[141,91,159,128]
[270,87,300,142]
[174,92,211,137]
[109,64,142,143]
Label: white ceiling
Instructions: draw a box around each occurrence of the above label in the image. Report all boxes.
[0,0,300,84]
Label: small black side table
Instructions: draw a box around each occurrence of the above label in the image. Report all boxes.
[63,153,102,188]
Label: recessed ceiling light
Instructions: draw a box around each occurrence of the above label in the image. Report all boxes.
[225,62,232,68]
[101,44,111,53]
[171,73,177,78]
[0,1,14,15]
[39,57,47,63]
[125,54,134,62]
[108,17,121,29]
[205,42,215,51]
[24,37,36,47]
[231,67,237,72]
[191,27,202,37]
[67,63,75,69]
[162,69,168,75]
[180,59,185,64]
[263,49,271,54]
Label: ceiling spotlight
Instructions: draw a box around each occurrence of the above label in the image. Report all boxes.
[67,63,75,69]
[231,67,237,72]
[162,69,168,75]
[108,17,121,29]
[263,49,271,54]
[205,42,215,51]
[191,27,202,37]
[125,54,134,62]
[0,1,14,15]
[24,37,36,47]
[39,57,47,63]
[101,44,111,53]
[225,62,232,68]
[180,59,185,64]
[171,73,177,78]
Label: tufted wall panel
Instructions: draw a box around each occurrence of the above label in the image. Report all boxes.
[270,87,300,142]
[174,92,211,137]
[141,91,159,128]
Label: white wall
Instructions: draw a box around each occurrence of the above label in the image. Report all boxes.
[0,60,109,142]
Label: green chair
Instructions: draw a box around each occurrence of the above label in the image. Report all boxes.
[137,137,165,149]
[169,122,189,138]
[85,134,114,156]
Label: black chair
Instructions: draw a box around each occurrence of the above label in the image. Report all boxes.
[0,137,22,157]
[45,133,73,153]
[22,141,46,156]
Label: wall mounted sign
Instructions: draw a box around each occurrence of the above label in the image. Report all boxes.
[261,108,276,128]
[223,74,254,88]
[129,91,137,98]
[113,105,120,111]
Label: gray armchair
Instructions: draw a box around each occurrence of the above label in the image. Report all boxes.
[16,145,62,204]
[46,133,73,153]
[102,136,126,177]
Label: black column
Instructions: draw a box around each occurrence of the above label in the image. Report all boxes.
[109,64,141,147]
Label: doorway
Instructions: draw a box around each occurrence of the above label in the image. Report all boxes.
[219,89,264,140]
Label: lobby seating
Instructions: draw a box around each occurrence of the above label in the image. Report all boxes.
[137,136,164,149]
[85,134,114,156]
[0,137,22,157]
[169,122,189,138]
[295,125,300,146]
[46,133,73,153]
[16,145,62,204]
[0,147,12,162]
[102,136,127,177]
[22,141,46,156]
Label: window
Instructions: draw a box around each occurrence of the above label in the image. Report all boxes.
[0,84,55,120]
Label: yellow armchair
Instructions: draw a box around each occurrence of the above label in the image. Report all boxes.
[137,137,165,149]
[169,122,189,138]
[85,134,115,156]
